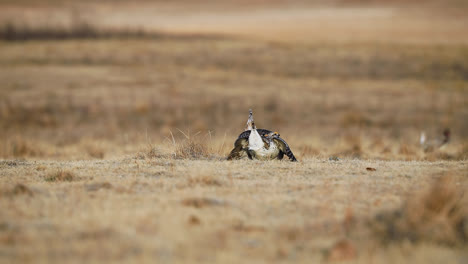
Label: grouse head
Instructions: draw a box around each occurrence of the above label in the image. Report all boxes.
[443,128,451,143]
[245,109,256,131]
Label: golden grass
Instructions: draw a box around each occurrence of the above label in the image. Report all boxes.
[0,1,467,263]
[174,140,211,160]
[44,169,79,182]
[0,158,466,263]
[187,173,225,187]
[369,175,467,246]
[143,145,168,160]
[0,36,466,161]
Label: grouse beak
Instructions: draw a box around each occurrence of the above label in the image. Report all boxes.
[274,132,280,137]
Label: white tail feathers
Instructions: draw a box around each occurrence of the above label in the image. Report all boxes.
[420,132,426,146]
[420,129,450,152]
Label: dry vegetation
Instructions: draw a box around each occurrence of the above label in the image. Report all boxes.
[0,158,467,263]
[0,0,467,263]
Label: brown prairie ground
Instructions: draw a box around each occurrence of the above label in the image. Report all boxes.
[0,0,468,263]
[1,158,467,263]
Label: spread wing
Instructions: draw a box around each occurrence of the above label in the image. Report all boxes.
[227,129,297,162]
[273,137,298,162]
[227,138,249,160]
[236,129,273,140]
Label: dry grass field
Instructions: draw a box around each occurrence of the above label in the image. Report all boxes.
[0,0,467,263]
[1,158,467,263]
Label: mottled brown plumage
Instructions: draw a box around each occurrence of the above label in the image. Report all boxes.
[420,129,450,152]
[227,110,297,161]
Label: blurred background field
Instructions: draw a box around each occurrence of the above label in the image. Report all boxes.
[1,1,468,263]
[1,0,467,161]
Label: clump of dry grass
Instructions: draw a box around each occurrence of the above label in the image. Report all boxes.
[341,111,372,128]
[187,174,225,187]
[146,146,165,159]
[424,151,456,161]
[134,144,171,160]
[325,239,357,262]
[0,160,22,167]
[136,136,217,160]
[1,137,44,157]
[45,169,79,182]
[1,183,34,197]
[187,215,202,226]
[174,139,211,160]
[144,145,170,159]
[398,143,418,156]
[170,132,218,160]
[85,182,112,192]
[456,143,468,160]
[11,183,34,196]
[81,140,105,159]
[370,175,468,246]
[332,134,364,159]
[181,197,227,208]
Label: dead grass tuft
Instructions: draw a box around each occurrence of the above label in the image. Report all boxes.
[45,169,79,182]
[145,145,169,159]
[174,138,214,160]
[181,197,226,208]
[456,143,468,160]
[398,144,418,156]
[424,151,457,161]
[187,174,225,187]
[370,175,468,246]
[1,183,34,197]
[2,137,44,157]
[11,184,33,196]
[85,182,112,192]
[326,239,357,262]
[232,223,266,233]
[341,112,372,128]
[188,215,202,226]
[135,144,172,160]
[335,145,363,159]
[83,144,105,159]
[0,160,21,167]
[299,146,321,157]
